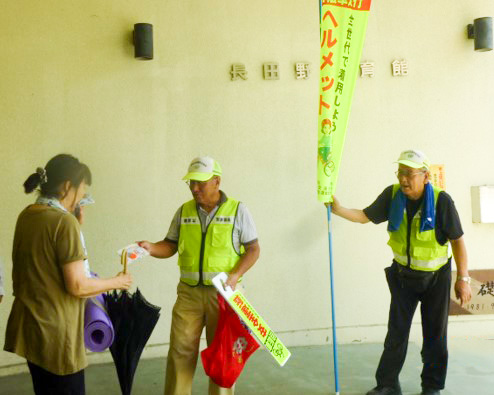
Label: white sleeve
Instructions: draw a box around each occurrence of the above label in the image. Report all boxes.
[236,203,258,245]
[165,207,182,243]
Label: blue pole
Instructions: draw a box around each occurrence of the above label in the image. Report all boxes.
[320,1,339,389]
[319,0,322,36]
[327,205,340,394]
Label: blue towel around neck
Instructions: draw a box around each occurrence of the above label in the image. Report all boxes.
[387,183,435,232]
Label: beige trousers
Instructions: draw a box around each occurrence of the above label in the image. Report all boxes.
[164,282,235,395]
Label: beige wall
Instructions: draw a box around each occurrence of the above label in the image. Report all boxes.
[2,0,494,373]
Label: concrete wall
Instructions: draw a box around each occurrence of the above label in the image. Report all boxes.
[2,0,494,374]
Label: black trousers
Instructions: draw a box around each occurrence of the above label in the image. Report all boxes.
[375,261,451,390]
[27,362,85,395]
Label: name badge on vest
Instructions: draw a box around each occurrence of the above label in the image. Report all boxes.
[181,217,199,224]
[214,216,234,224]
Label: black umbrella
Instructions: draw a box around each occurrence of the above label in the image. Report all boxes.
[105,250,161,395]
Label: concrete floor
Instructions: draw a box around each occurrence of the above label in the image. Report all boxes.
[1,339,493,394]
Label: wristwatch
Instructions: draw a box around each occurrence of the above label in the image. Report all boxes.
[457,276,471,284]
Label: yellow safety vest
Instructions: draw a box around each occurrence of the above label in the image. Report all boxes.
[177,197,244,286]
[387,184,450,272]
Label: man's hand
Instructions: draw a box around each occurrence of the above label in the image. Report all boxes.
[224,241,260,290]
[137,240,177,258]
[225,272,241,290]
[454,279,472,307]
[324,196,369,224]
[137,240,153,254]
[324,196,342,215]
[450,236,470,307]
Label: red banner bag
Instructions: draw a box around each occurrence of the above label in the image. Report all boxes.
[201,294,260,388]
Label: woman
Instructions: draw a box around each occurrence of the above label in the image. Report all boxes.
[4,154,132,395]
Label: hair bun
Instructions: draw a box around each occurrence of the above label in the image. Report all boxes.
[36,167,47,184]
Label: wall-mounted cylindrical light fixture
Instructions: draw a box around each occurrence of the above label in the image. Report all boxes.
[467,17,493,52]
[133,23,153,60]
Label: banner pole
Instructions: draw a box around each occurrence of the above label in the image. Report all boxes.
[327,205,340,395]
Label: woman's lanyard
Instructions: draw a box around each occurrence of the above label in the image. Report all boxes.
[36,196,67,212]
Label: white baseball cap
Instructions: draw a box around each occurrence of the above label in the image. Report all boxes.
[182,156,222,181]
[395,149,430,170]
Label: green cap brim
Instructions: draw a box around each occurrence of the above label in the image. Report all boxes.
[395,160,429,170]
[182,172,214,181]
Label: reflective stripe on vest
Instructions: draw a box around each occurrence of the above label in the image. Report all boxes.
[178,197,242,286]
[387,184,450,272]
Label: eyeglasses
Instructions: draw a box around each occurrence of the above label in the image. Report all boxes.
[395,170,425,179]
[185,179,209,187]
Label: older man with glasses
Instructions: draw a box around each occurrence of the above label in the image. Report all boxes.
[138,156,260,395]
[330,149,471,395]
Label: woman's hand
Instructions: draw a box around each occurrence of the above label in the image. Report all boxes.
[75,206,85,225]
[115,272,133,290]
[63,261,134,298]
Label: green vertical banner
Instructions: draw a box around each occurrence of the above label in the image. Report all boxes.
[318,0,372,202]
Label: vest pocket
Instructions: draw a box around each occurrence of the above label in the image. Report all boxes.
[412,246,436,261]
[211,226,230,247]
[387,238,405,256]
[178,256,194,270]
[415,228,434,242]
[207,256,232,272]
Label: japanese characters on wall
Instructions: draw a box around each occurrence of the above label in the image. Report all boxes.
[359,60,409,77]
[230,62,310,81]
[450,270,494,315]
[229,60,407,81]
[429,164,446,190]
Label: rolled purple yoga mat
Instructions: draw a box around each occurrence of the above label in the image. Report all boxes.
[84,293,115,352]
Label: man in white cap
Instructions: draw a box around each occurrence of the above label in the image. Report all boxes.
[139,156,260,395]
[330,149,471,395]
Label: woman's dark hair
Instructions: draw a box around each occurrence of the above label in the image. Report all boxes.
[23,154,92,198]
